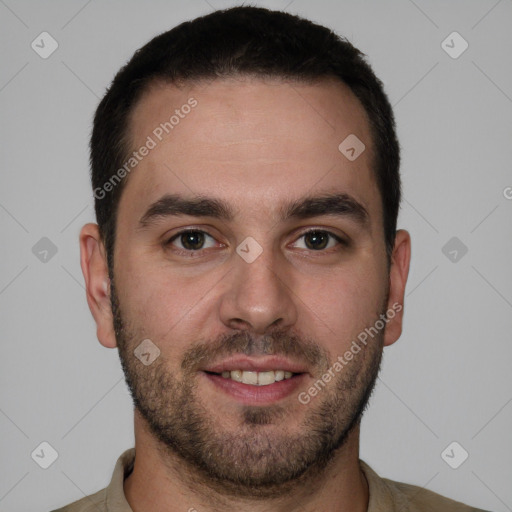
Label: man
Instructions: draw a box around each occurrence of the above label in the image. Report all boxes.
[54,6,489,512]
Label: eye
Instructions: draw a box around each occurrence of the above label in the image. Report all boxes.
[164,228,346,257]
[165,229,218,253]
[291,229,345,251]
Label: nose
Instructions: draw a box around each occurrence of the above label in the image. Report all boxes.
[218,243,298,335]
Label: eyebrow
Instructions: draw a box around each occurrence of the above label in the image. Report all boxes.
[138,192,369,229]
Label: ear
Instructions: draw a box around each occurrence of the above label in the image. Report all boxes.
[383,229,411,347]
[79,223,117,348]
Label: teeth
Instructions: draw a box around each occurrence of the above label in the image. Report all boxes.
[243,371,258,385]
[257,371,275,386]
[231,370,243,382]
[219,370,296,386]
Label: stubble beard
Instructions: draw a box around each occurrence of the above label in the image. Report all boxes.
[111,280,385,498]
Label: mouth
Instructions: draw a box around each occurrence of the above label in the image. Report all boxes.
[205,369,297,386]
[200,356,310,404]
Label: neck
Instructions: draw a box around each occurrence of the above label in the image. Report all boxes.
[124,411,369,512]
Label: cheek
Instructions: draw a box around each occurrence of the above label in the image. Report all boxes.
[298,261,386,350]
[115,257,220,352]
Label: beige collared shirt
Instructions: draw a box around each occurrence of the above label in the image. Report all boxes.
[51,448,490,512]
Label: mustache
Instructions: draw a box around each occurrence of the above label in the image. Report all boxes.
[181,329,330,374]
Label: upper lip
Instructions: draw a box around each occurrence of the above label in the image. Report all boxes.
[202,355,310,375]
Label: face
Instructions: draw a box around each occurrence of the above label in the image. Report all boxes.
[82,76,410,497]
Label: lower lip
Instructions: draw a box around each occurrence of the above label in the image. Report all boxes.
[202,372,307,405]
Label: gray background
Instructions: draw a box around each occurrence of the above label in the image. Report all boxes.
[1,1,511,511]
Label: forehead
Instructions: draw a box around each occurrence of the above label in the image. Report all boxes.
[120,76,380,224]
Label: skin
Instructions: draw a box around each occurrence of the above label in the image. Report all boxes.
[80,76,411,512]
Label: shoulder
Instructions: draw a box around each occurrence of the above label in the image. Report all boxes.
[49,448,135,512]
[49,486,107,512]
[360,460,492,512]
[383,477,491,512]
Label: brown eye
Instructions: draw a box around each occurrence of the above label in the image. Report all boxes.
[304,230,329,250]
[293,230,345,251]
[166,230,216,252]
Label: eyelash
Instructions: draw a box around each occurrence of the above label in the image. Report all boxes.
[164,228,347,257]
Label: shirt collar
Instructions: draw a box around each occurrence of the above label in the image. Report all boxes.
[105,448,135,511]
